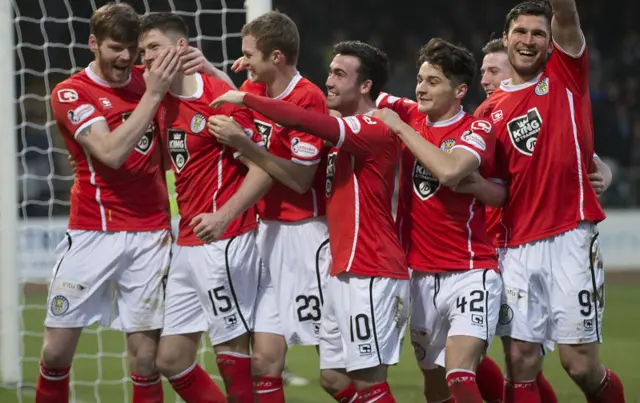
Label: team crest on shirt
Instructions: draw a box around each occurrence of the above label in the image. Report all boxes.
[190,113,206,133]
[412,159,440,200]
[325,151,338,197]
[122,112,155,155]
[254,119,273,149]
[168,129,190,173]
[440,138,456,153]
[534,77,549,96]
[506,107,542,156]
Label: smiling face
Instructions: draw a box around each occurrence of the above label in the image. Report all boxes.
[325,54,368,113]
[480,51,512,96]
[503,14,552,82]
[89,35,138,84]
[415,62,466,117]
[241,34,278,84]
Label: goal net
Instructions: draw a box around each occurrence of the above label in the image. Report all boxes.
[9,0,268,402]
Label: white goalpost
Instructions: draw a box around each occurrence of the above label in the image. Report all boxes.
[3,0,271,401]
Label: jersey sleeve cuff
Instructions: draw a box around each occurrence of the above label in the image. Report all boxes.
[334,116,345,149]
[451,145,481,165]
[73,116,105,138]
[489,177,505,184]
[291,157,321,166]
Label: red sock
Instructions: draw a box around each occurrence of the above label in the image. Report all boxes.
[476,357,504,403]
[358,382,396,402]
[168,363,225,403]
[255,376,285,402]
[535,372,557,403]
[131,372,163,403]
[35,362,70,403]
[503,380,540,403]
[446,370,483,403]
[587,368,625,403]
[333,383,358,402]
[217,352,255,403]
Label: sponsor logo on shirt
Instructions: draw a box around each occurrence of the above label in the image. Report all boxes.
[67,104,95,125]
[507,107,542,156]
[291,137,319,158]
[57,88,78,103]
[461,131,487,151]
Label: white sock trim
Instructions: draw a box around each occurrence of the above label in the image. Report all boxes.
[167,361,197,381]
[445,368,476,378]
[217,351,251,359]
[39,368,69,381]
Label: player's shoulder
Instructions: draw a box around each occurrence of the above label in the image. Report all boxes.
[201,72,234,94]
[52,69,96,105]
[240,79,266,95]
[461,114,493,133]
[340,113,390,136]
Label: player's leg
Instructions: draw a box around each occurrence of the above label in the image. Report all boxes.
[37,231,123,403]
[193,232,260,403]
[319,275,358,402]
[410,271,453,402]
[443,270,502,403]
[252,221,289,401]
[340,274,410,402]
[535,342,558,403]
[115,230,173,402]
[498,242,552,402]
[550,225,625,401]
[157,246,225,402]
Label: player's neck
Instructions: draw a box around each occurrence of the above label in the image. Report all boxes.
[266,65,298,98]
[510,68,543,86]
[341,98,376,117]
[427,102,463,123]
[170,72,199,97]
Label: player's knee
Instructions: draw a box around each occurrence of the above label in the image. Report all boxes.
[349,366,387,390]
[41,343,74,369]
[251,349,284,377]
[319,369,350,396]
[503,338,543,377]
[558,344,600,387]
[127,331,160,375]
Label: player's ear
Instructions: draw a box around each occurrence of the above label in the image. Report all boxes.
[359,79,372,96]
[455,83,468,100]
[502,32,508,48]
[177,37,188,53]
[88,34,98,54]
[271,49,284,65]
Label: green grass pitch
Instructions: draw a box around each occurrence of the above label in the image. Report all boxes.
[1,282,638,402]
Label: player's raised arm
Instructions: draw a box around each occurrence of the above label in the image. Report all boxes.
[550,0,584,56]
[53,48,180,169]
[211,91,343,145]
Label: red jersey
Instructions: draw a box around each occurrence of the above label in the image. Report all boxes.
[51,64,169,232]
[326,115,407,279]
[377,93,498,272]
[475,41,605,247]
[160,73,260,246]
[239,74,327,222]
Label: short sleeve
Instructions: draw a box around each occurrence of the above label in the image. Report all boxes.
[51,85,105,138]
[334,115,394,157]
[549,37,589,95]
[286,92,327,165]
[451,119,496,167]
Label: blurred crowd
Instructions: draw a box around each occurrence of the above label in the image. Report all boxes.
[15,0,640,217]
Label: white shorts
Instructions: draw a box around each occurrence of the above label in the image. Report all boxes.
[497,222,605,345]
[254,218,331,346]
[410,269,502,370]
[319,274,410,372]
[44,229,171,333]
[162,230,260,345]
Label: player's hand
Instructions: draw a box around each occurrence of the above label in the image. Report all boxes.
[372,108,403,132]
[190,212,230,244]
[231,56,248,73]
[180,46,214,76]
[208,115,248,147]
[67,154,78,173]
[589,170,605,196]
[450,171,482,193]
[144,47,182,98]
[210,90,247,108]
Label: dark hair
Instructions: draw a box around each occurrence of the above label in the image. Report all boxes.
[139,12,189,39]
[482,38,506,55]
[332,40,389,100]
[90,3,139,44]
[417,38,476,87]
[504,0,553,34]
[241,11,300,65]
